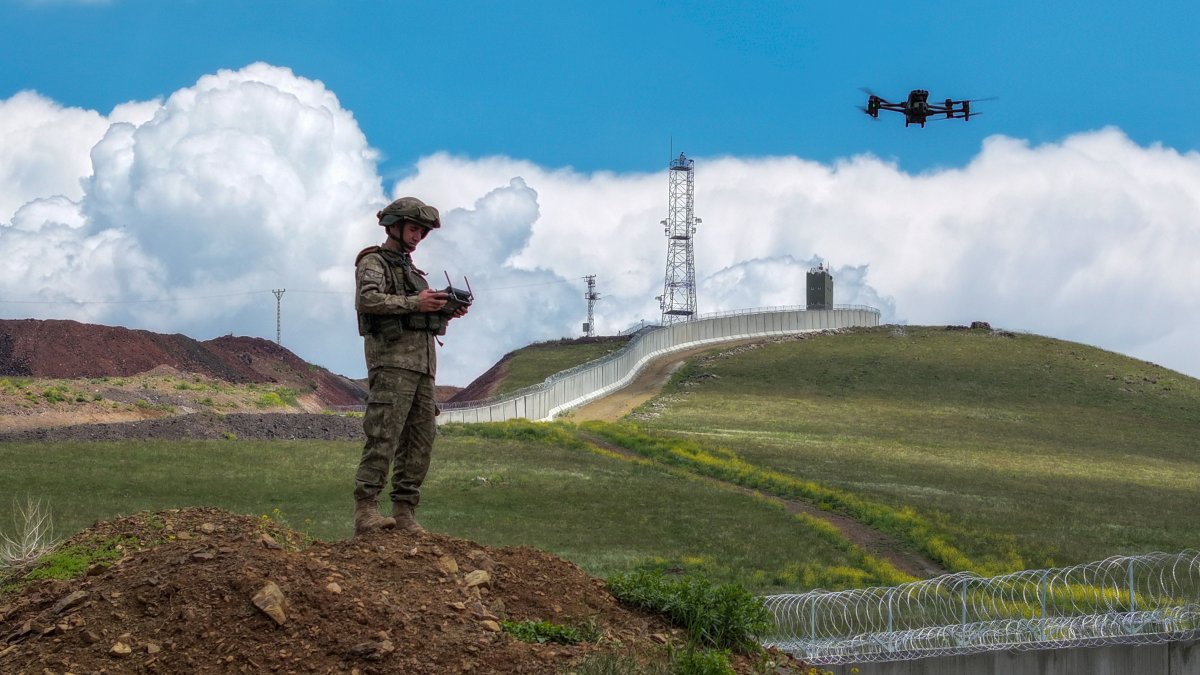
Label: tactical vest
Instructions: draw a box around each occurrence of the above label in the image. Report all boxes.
[356,246,447,338]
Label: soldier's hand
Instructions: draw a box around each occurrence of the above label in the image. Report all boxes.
[449,305,469,319]
[417,289,449,312]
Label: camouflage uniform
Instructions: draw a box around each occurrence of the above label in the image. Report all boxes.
[353,230,447,512]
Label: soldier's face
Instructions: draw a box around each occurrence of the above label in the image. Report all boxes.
[400,221,427,251]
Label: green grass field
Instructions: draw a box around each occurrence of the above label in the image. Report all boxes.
[636,326,1200,570]
[0,426,900,593]
[4,325,1197,594]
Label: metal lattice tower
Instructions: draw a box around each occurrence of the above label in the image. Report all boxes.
[272,289,286,344]
[660,152,700,324]
[582,275,600,337]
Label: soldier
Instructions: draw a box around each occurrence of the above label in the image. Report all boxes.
[352,197,468,535]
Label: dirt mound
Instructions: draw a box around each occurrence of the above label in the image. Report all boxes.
[0,508,792,674]
[0,319,366,409]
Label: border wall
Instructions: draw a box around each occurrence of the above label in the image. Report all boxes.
[439,305,880,424]
[817,637,1200,675]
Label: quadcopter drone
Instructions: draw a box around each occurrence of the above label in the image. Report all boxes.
[861,89,992,127]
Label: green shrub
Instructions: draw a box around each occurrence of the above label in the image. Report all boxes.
[500,619,586,645]
[607,571,771,652]
[256,392,286,408]
[41,386,70,404]
[22,536,133,582]
[668,645,734,675]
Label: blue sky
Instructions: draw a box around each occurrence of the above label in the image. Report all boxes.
[8,1,1197,175]
[2,1,1199,384]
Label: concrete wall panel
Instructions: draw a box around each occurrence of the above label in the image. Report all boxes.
[440,307,880,424]
[817,638,1199,675]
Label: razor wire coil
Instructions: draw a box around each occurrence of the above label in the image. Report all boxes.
[761,550,1200,664]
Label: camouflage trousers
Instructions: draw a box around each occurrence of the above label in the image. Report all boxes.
[353,367,437,507]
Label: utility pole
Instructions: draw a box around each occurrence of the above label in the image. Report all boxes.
[583,275,601,337]
[660,152,700,324]
[272,289,286,345]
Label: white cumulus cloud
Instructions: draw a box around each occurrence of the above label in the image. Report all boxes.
[2,63,1198,387]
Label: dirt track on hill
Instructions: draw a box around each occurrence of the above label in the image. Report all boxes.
[568,334,947,579]
[565,339,764,422]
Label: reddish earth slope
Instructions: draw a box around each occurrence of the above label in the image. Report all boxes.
[0,319,365,407]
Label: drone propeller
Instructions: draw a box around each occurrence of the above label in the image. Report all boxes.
[935,111,985,121]
[858,87,892,103]
[856,105,880,119]
[956,96,998,104]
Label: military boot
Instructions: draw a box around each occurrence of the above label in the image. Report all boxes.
[354,498,396,535]
[391,502,425,533]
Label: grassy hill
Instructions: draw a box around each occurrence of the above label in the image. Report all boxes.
[3,325,1197,595]
[628,325,1200,571]
[453,336,631,400]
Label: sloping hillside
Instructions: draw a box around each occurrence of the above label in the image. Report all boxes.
[0,319,366,408]
[450,335,630,402]
[627,325,1200,569]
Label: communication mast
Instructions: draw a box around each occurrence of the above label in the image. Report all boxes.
[272,289,286,344]
[582,275,601,337]
[659,152,700,324]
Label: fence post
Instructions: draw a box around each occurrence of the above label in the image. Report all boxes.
[887,593,894,633]
[1039,571,1049,640]
[961,580,968,627]
[1128,558,1137,613]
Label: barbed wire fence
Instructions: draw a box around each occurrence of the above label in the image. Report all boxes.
[761,550,1200,664]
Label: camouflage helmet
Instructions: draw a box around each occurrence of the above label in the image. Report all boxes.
[377,197,441,230]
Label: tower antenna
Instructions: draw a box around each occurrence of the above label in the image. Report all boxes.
[272,288,286,344]
[583,275,601,337]
[659,152,699,324]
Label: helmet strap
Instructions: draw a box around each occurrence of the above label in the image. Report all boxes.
[384,225,410,252]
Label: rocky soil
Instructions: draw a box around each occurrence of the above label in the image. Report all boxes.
[1,507,807,674]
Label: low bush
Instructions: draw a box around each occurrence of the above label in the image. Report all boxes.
[500,619,587,645]
[607,570,771,653]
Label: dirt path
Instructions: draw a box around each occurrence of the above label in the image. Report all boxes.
[563,337,945,579]
[565,339,764,422]
[581,432,945,579]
